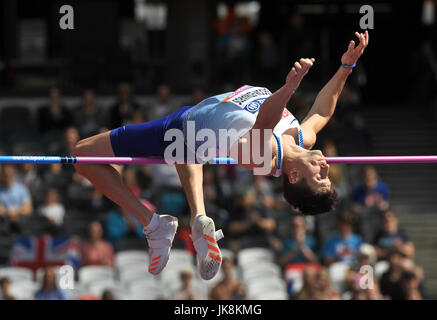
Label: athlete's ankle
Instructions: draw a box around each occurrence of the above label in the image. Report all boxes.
[143,212,159,233]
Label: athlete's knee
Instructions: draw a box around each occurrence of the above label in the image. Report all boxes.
[70,140,90,174]
[70,139,86,157]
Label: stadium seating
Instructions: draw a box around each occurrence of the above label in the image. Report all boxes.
[0,267,34,283]
[78,266,115,285]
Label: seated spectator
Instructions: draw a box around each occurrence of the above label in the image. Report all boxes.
[373,210,415,260]
[353,166,390,212]
[210,257,246,300]
[344,244,379,298]
[74,89,106,138]
[401,271,423,300]
[380,249,407,300]
[34,267,68,300]
[43,163,72,196]
[171,269,199,300]
[37,87,73,137]
[0,164,33,222]
[313,268,341,300]
[321,140,348,202]
[296,266,318,300]
[151,84,174,119]
[184,87,206,106]
[278,216,317,267]
[16,163,44,204]
[105,201,152,244]
[380,249,427,300]
[102,289,115,300]
[252,175,276,209]
[374,210,415,259]
[128,110,146,125]
[122,167,141,197]
[321,212,363,266]
[108,82,141,129]
[61,127,81,156]
[226,187,276,250]
[81,221,114,267]
[0,277,15,300]
[38,188,65,226]
[136,165,153,192]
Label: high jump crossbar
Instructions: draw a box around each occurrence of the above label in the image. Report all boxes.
[0,156,437,165]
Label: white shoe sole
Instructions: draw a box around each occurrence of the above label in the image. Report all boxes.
[196,216,222,280]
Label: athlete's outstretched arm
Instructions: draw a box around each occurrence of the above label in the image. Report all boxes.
[232,58,315,172]
[301,31,369,148]
[253,58,314,130]
[175,164,206,226]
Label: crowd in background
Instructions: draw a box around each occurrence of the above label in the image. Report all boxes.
[0,78,428,300]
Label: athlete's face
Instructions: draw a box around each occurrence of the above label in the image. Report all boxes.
[301,150,332,193]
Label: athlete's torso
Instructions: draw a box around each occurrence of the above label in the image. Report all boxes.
[182,85,303,161]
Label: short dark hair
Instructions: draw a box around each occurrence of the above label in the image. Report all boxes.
[282,176,338,216]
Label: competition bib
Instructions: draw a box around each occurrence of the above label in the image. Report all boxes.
[222,85,272,114]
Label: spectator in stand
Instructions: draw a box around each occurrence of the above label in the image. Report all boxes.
[321,212,363,266]
[278,216,317,267]
[344,244,379,299]
[321,140,348,202]
[0,164,33,222]
[101,289,115,300]
[61,127,81,156]
[252,175,276,209]
[401,271,424,300]
[0,277,15,300]
[16,163,44,205]
[373,210,415,260]
[257,31,279,84]
[380,249,427,300]
[151,84,173,119]
[37,87,72,137]
[43,163,72,195]
[122,167,141,197]
[81,221,114,267]
[379,249,406,300]
[313,268,341,300]
[38,188,65,227]
[210,257,246,300]
[74,89,105,138]
[34,267,68,300]
[48,125,81,158]
[136,165,154,193]
[184,87,206,106]
[296,266,318,300]
[108,82,141,129]
[171,269,199,300]
[105,200,153,244]
[226,187,276,250]
[353,166,390,212]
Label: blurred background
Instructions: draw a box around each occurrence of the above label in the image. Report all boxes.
[0,0,436,300]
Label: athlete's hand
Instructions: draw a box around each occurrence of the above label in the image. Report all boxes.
[341,31,369,65]
[285,58,315,93]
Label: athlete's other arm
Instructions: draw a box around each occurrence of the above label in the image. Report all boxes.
[234,58,315,170]
[300,31,369,149]
[175,164,206,226]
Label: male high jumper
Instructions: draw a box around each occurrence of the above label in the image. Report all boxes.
[71,31,369,280]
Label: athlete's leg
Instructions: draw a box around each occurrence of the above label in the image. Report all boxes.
[175,164,206,226]
[175,164,223,280]
[71,131,153,226]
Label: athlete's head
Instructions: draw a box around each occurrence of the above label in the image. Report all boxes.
[282,149,338,215]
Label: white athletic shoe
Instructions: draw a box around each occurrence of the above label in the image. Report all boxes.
[143,214,178,275]
[191,214,224,280]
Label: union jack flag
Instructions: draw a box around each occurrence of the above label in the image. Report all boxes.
[9,235,82,274]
